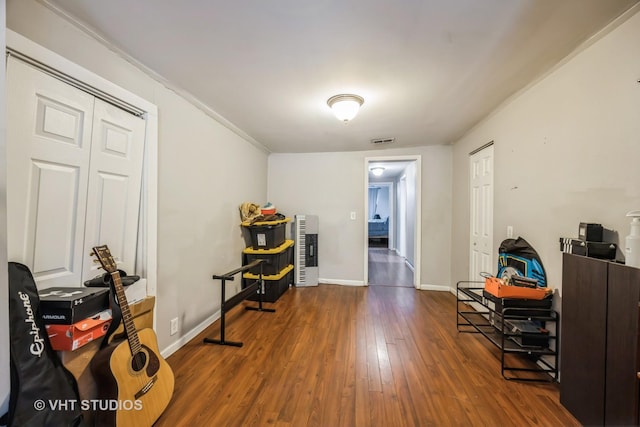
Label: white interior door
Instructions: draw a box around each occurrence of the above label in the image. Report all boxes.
[82,99,146,280]
[7,57,95,288]
[469,144,494,281]
[7,57,145,289]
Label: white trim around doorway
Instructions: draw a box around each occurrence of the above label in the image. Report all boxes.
[364,155,421,289]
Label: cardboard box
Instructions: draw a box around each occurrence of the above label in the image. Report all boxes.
[46,310,112,351]
[39,287,110,324]
[60,297,155,379]
[109,296,155,340]
[59,296,155,425]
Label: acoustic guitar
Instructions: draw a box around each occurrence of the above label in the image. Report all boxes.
[90,245,174,427]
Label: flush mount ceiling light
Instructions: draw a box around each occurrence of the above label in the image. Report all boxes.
[327,94,364,122]
[370,167,385,177]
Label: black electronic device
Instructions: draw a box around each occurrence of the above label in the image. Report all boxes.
[510,275,538,288]
[579,222,603,242]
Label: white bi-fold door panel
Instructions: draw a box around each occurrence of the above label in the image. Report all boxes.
[7,57,145,289]
[82,98,145,280]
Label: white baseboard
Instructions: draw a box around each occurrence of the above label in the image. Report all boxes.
[420,284,453,292]
[161,309,221,358]
[318,279,452,290]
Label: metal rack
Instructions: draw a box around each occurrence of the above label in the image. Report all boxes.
[456,281,559,382]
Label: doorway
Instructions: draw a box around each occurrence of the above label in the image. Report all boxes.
[364,156,421,288]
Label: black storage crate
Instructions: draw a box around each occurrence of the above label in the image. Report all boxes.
[242,218,289,250]
[482,290,552,315]
[243,264,293,303]
[483,291,553,331]
[505,319,550,348]
[243,240,294,275]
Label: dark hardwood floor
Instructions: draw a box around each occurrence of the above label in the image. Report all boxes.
[156,285,578,427]
[368,248,414,287]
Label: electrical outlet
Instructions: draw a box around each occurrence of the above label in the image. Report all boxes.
[170,318,179,336]
[507,226,514,238]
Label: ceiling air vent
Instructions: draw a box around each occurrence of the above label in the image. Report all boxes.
[370,137,395,145]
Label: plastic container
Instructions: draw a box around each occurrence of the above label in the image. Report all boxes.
[625,211,640,268]
[241,218,290,249]
[261,202,276,215]
[243,240,294,275]
[243,264,293,302]
[484,276,551,300]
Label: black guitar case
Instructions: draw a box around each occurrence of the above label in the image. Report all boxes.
[1,262,84,427]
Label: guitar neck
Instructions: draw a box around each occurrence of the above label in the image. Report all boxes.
[111,271,141,354]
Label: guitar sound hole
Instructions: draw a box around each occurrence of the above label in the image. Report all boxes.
[131,351,147,372]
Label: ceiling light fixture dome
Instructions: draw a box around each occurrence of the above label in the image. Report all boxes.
[370,167,385,177]
[327,94,364,122]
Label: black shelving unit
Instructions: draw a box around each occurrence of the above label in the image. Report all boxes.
[456,281,559,382]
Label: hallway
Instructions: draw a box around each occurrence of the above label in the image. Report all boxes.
[368,247,414,287]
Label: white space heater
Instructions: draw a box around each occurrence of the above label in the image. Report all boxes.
[294,214,319,286]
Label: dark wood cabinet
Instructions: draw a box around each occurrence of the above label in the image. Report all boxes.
[605,262,640,424]
[560,253,640,426]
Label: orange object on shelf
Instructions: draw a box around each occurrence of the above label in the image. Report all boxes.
[484,276,551,300]
[46,310,112,351]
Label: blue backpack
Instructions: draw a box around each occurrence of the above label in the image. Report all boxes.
[497,237,547,288]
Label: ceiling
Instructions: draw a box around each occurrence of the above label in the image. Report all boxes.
[45,0,638,154]
[368,161,413,181]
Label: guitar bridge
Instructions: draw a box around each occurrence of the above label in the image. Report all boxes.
[135,375,157,400]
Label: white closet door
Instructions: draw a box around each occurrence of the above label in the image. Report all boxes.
[469,145,494,281]
[6,57,95,289]
[82,99,145,281]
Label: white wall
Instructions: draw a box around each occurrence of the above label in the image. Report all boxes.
[268,145,452,288]
[451,7,640,298]
[1,0,10,416]
[6,0,269,353]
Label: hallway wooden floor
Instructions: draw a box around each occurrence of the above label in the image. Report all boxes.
[157,285,578,427]
[368,247,414,287]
